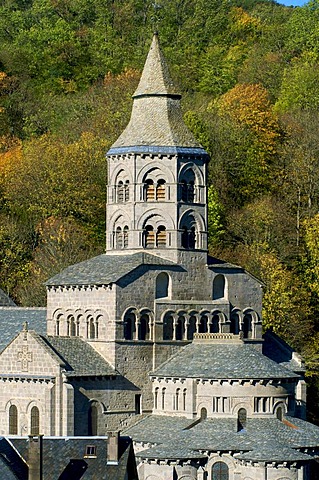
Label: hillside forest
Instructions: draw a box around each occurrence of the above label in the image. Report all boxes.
[1,0,319,419]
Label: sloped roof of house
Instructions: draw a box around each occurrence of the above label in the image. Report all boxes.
[125,415,319,463]
[152,339,299,380]
[0,436,137,480]
[108,34,207,155]
[46,252,180,287]
[0,308,47,352]
[39,336,117,377]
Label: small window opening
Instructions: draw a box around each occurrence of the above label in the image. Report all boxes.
[135,394,142,414]
[237,408,247,432]
[85,445,97,457]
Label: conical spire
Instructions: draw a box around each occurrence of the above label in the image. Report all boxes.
[133,33,179,98]
[108,34,205,154]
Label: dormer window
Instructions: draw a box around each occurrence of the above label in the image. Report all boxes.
[84,445,97,457]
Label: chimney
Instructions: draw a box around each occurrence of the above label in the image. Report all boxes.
[28,435,43,480]
[107,431,119,465]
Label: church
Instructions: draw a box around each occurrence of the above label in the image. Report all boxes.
[0,34,318,479]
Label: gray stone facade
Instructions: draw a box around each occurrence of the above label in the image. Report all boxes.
[0,33,318,480]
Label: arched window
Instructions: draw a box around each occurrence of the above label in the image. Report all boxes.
[70,316,76,337]
[199,316,208,333]
[117,181,124,203]
[124,180,129,202]
[124,313,136,340]
[230,313,240,334]
[56,320,60,336]
[154,387,159,410]
[161,388,166,410]
[187,316,196,340]
[237,408,247,432]
[175,389,180,410]
[156,225,166,247]
[213,275,226,300]
[200,407,207,420]
[176,316,185,340]
[180,169,196,203]
[89,317,95,339]
[145,179,155,201]
[212,462,229,480]
[243,314,252,339]
[156,179,166,200]
[123,226,129,248]
[9,405,18,435]
[144,225,155,248]
[183,389,187,411]
[156,272,170,299]
[163,314,173,340]
[210,315,220,333]
[276,406,284,421]
[139,314,150,341]
[116,226,123,249]
[88,403,98,436]
[30,406,40,435]
[182,220,196,250]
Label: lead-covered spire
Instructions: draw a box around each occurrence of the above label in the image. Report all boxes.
[108,33,204,154]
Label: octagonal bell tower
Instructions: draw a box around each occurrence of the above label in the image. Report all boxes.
[106,33,209,265]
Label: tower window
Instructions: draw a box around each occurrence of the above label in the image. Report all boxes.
[156,225,166,247]
[124,180,129,202]
[156,179,166,200]
[124,313,136,340]
[144,225,155,248]
[116,226,123,249]
[181,226,196,249]
[145,179,155,201]
[30,406,40,435]
[117,181,124,203]
[9,405,18,435]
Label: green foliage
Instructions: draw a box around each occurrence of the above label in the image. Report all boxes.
[1,0,319,419]
[207,185,225,251]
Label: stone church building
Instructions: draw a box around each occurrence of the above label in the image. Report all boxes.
[0,34,318,479]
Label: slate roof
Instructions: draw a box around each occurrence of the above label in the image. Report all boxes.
[0,308,47,352]
[152,341,299,380]
[46,252,179,286]
[263,330,305,373]
[40,336,117,377]
[125,415,319,463]
[0,289,16,306]
[1,436,138,480]
[108,34,207,155]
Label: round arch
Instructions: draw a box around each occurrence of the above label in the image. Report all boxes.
[137,208,175,231]
[179,162,204,185]
[137,161,175,185]
[110,164,133,186]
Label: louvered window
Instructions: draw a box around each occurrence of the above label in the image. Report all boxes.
[156,226,166,247]
[156,180,166,200]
